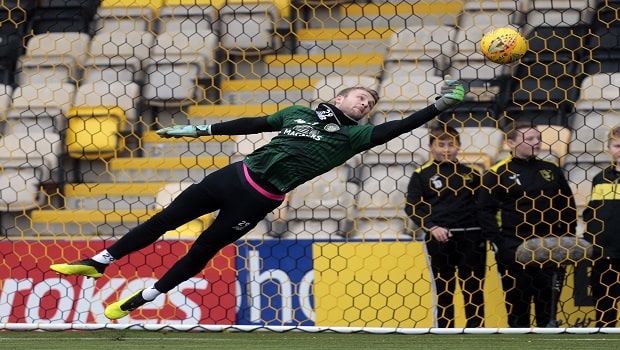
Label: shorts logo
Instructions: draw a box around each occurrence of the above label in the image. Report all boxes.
[232,221,251,231]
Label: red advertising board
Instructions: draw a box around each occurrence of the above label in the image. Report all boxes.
[0,240,237,324]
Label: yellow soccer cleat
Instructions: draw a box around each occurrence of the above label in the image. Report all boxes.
[104,289,148,320]
[50,259,106,279]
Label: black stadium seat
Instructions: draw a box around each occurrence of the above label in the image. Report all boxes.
[31,0,101,34]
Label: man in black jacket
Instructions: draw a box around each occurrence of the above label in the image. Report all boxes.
[478,119,577,327]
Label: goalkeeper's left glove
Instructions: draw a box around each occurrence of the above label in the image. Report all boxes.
[156,124,211,138]
[434,75,465,112]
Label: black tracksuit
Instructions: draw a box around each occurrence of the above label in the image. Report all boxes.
[405,160,486,328]
[478,154,577,327]
[583,165,620,327]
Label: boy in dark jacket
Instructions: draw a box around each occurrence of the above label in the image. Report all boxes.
[583,125,620,327]
[478,119,577,328]
[405,123,485,328]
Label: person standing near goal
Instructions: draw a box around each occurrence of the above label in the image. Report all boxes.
[583,125,620,328]
[405,123,486,328]
[477,119,577,328]
[50,77,464,320]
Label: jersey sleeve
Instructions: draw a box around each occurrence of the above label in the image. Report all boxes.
[348,124,376,152]
[266,106,291,129]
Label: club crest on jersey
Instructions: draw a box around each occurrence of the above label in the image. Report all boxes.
[540,169,554,181]
[324,123,340,132]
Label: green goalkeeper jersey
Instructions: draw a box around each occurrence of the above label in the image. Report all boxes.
[243,105,375,193]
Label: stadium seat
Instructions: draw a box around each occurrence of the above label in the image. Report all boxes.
[218,2,284,56]
[377,63,444,112]
[0,0,37,25]
[155,4,217,35]
[385,25,453,74]
[504,59,583,116]
[5,82,76,134]
[84,30,156,82]
[569,73,620,155]
[0,83,13,125]
[292,0,353,6]
[0,0,34,74]
[521,0,595,29]
[65,106,127,160]
[584,3,620,61]
[92,5,155,34]
[281,162,359,238]
[354,127,429,240]
[575,72,620,112]
[520,8,588,65]
[0,130,62,211]
[16,32,90,85]
[72,79,141,129]
[570,109,620,155]
[141,19,218,107]
[31,0,100,34]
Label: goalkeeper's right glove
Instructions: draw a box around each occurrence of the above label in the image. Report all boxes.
[156,124,211,138]
[434,75,465,112]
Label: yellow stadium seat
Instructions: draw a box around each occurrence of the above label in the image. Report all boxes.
[101,0,164,10]
[65,106,127,160]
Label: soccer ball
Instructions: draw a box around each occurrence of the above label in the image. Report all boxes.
[480,27,528,64]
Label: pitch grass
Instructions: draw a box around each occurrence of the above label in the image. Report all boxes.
[1,331,620,350]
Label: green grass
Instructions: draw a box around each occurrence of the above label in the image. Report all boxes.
[1,331,620,350]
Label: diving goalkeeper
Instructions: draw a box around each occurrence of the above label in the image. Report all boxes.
[50,76,464,320]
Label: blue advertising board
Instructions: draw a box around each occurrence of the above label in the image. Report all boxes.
[235,239,315,325]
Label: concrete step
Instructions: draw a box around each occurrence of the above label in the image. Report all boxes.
[30,208,213,238]
[105,156,230,183]
[63,182,167,210]
[141,130,238,158]
[185,103,288,121]
[219,77,320,105]
[30,208,154,236]
[296,27,393,55]
[300,1,461,29]
[261,52,385,79]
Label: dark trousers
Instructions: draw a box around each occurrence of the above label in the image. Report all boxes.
[591,259,620,327]
[497,253,556,327]
[106,162,284,293]
[426,230,487,327]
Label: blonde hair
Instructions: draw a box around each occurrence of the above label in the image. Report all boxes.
[337,86,380,105]
[608,124,620,144]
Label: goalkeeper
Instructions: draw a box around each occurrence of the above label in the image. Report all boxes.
[50,77,464,320]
